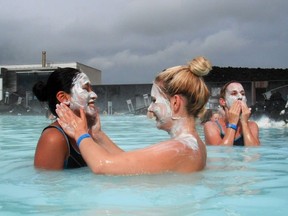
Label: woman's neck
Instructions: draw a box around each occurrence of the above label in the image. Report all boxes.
[169,116,196,138]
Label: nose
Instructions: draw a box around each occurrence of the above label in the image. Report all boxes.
[90,92,98,100]
[147,103,153,111]
[237,93,243,100]
[147,104,154,119]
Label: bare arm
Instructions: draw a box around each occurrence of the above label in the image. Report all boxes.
[77,138,183,175]
[89,111,124,154]
[34,128,68,170]
[55,103,193,175]
[204,102,241,146]
[204,121,236,146]
[240,102,260,146]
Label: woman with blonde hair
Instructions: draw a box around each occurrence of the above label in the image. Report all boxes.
[56,56,212,175]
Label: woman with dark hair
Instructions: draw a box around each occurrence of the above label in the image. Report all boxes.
[32,67,98,169]
[56,56,212,175]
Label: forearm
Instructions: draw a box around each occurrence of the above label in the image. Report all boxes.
[78,136,113,174]
[221,128,237,146]
[241,122,260,146]
[93,131,124,154]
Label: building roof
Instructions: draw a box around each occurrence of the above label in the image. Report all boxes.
[1,62,87,73]
[1,62,102,85]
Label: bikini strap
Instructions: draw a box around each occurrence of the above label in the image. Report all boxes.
[215,120,225,136]
[214,121,243,145]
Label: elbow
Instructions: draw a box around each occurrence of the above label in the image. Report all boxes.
[88,159,114,175]
[89,163,106,175]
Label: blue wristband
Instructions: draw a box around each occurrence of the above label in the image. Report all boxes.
[227,123,237,131]
[76,133,91,147]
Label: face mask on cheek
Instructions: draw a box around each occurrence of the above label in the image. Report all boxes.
[85,91,98,116]
[225,94,247,109]
[69,73,97,115]
[70,86,88,111]
[150,83,172,126]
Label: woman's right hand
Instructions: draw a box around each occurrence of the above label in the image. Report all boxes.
[240,101,251,124]
[89,109,102,140]
[56,103,88,140]
[227,100,241,124]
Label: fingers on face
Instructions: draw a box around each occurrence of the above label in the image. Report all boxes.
[56,103,69,119]
[55,104,62,116]
[72,121,77,128]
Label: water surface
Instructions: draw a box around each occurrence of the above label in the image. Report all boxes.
[0,115,287,216]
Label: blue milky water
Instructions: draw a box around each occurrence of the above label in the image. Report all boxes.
[0,115,287,216]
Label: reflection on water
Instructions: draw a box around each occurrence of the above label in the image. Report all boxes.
[0,115,287,216]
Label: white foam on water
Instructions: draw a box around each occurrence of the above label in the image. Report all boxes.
[254,115,288,128]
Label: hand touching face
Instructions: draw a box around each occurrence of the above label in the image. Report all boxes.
[225,83,247,109]
[56,103,88,139]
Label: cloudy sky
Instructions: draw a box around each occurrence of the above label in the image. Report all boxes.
[0,0,287,84]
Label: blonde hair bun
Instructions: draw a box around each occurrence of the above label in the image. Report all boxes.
[188,56,212,77]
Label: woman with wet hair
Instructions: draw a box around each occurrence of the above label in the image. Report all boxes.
[204,81,260,146]
[56,56,212,175]
[32,67,99,170]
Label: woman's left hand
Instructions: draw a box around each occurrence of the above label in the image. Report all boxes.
[89,109,102,140]
[240,101,251,123]
[56,103,88,140]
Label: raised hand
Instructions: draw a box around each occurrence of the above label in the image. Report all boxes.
[240,101,251,123]
[56,103,88,140]
[227,100,241,124]
[89,109,102,140]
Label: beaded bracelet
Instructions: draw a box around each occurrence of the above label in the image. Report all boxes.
[76,133,91,147]
[227,123,237,131]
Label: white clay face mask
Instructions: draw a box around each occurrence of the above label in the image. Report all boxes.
[69,73,97,116]
[225,83,247,108]
[148,83,172,127]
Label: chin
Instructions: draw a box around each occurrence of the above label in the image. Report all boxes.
[156,120,169,131]
[86,105,97,115]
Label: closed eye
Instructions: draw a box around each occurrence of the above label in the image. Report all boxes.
[83,83,92,92]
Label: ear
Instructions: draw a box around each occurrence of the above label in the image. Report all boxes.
[56,91,70,103]
[171,95,182,113]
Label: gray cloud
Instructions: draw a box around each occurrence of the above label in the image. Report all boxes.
[0,0,287,84]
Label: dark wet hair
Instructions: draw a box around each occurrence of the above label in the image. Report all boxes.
[32,67,81,117]
[219,80,238,99]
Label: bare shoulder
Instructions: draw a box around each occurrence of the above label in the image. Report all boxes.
[34,126,69,170]
[203,121,220,133]
[203,120,223,145]
[248,120,259,130]
[37,126,68,150]
[142,139,194,155]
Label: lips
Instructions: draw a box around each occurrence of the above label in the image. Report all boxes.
[88,98,95,105]
[147,111,154,119]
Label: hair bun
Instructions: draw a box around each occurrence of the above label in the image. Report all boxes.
[188,56,212,77]
[32,81,48,101]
